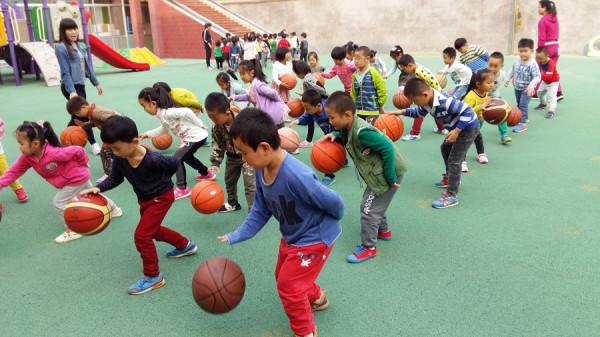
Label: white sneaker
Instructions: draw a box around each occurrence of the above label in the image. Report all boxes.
[401,134,421,142]
[91,143,102,156]
[477,153,489,164]
[54,229,83,244]
[434,128,449,135]
[111,206,123,218]
[441,129,449,135]
[96,174,108,184]
[461,161,469,173]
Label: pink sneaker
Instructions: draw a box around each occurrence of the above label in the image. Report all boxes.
[477,153,489,164]
[196,171,216,181]
[15,188,28,203]
[174,187,191,200]
[298,140,313,148]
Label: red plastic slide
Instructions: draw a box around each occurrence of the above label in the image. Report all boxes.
[88,34,150,71]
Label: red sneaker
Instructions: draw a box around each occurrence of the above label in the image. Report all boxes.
[196,171,216,181]
[15,188,28,203]
[377,230,393,241]
[346,244,377,263]
[435,176,449,188]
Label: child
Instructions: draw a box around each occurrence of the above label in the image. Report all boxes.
[350,46,387,123]
[138,87,214,201]
[66,96,118,183]
[153,82,203,114]
[391,78,479,209]
[454,38,490,73]
[229,36,241,71]
[221,38,230,69]
[289,90,337,186]
[461,69,495,171]
[345,42,357,62]
[535,47,560,119]
[0,121,121,243]
[292,61,327,97]
[272,47,294,103]
[204,93,256,212]
[439,47,472,99]
[299,33,309,62]
[368,49,387,75]
[398,54,447,140]
[289,32,299,60]
[323,92,406,263]
[307,52,325,73]
[278,32,291,48]
[322,46,357,93]
[82,116,197,295]
[269,34,278,62]
[216,72,248,109]
[217,108,343,337]
[505,38,541,133]
[487,52,512,144]
[243,32,257,62]
[232,60,288,127]
[259,34,270,68]
[0,118,28,202]
[215,40,224,70]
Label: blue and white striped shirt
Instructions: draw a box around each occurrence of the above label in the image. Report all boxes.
[459,44,489,73]
[507,57,541,91]
[405,91,479,130]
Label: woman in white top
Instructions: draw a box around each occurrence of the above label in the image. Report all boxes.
[272,47,294,103]
[242,32,258,61]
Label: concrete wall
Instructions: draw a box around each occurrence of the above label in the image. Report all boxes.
[219,0,598,55]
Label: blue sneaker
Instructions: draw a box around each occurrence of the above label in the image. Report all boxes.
[127,273,165,295]
[432,195,459,209]
[322,176,336,186]
[512,123,527,133]
[435,176,449,188]
[346,244,377,263]
[166,240,198,258]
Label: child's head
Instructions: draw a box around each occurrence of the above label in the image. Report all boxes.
[248,32,256,42]
[229,108,281,169]
[100,116,140,158]
[325,91,356,131]
[454,38,469,53]
[58,18,79,44]
[66,96,89,118]
[389,45,404,61]
[331,46,346,65]
[275,47,291,63]
[535,47,549,64]
[301,89,323,115]
[368,49,377,62]
[398,54,417,74]
[216,72,232,90]
[488,51,504,74]
[152,81,171,93]
[263,33,268,39]
[517,38,535,61]
[307,51,319,68]
[216,40,222,47]
[238,59,266,83]
[467,69,494,96]
[281,33,287,39]
[404,78,434,106]
[353,46,371,69]
[442,47,457,65]
[301,32,307,39]
[138,86,175,115]
[538,0,557,16]
[345,42,357,59]
[205,92,234,126]
[291,32,297,37]
[292,60,311,79]
[15,121,60,155]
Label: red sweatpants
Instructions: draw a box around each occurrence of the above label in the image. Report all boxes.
[274,239,334,336]
[135,189,189,277]
[410,116,445,135]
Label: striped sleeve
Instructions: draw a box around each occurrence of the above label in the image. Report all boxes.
[404,106,428,118]
[446,98,477,130]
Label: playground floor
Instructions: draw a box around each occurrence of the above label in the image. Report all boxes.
[1,55,599,337]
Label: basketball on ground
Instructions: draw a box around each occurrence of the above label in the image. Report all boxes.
[192,257,246,314]
[287,98,304,118]
[506,107,523,127]
[64,194,112,235]
[191,181,224,214]
[392,93,411,109]
[278,127,300,153]
[311,138,346,174]
[374,114,404,141]
[280,74,297,90]
[60,126,87,147]
[482,99,511,125]
[152,133,173,150]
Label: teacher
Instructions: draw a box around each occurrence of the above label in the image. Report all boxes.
[537,0,563,100]
[203,23,213,70]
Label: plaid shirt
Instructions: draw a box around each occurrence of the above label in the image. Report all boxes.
[210,124,240,167]
[507,58,541,91]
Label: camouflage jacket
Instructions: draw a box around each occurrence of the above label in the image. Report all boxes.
[210,124,241,166]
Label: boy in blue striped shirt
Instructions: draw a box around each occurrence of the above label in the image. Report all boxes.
[455,38,489,73]
[391,78,479,209]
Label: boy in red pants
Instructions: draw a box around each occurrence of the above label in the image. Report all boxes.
[218,108,344,337]
[81,116,197,295]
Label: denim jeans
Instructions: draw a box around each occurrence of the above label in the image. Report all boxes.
[515,89,531,123]
[453,85,468,99]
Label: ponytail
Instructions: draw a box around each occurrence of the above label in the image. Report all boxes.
[17,121,61,147]
[464,69,492,100]
[138,86,175,109]
[539,0,557,16]
[238,59,267,83]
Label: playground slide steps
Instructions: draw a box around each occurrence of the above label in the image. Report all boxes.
[17,42,61,87]
[130,47,166,66]
[176,0,256,36]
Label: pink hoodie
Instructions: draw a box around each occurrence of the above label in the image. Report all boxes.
[538,14,559,48]
[0,142,90,190]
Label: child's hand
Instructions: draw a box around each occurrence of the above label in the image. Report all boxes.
[69,92,78,99]
[444,129,460,143]
[322,134,336,142]
[139,133,149,140]
[209,165,221,173]
[386,110,405,116]
[526,86,535,97]
[96,85,104,96]
[447,87,455,95]
[379,106,385,115]
[504,80,510,87]
[288,119,299,127]
[79,187,101,195]
[390,182,401,189]
[73,119,85,127]
[228,96,235,101]
[217,235,230,243]
[281,83,291,90]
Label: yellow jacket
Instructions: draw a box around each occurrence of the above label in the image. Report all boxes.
[462,90,488,119]
[170,88,203,112]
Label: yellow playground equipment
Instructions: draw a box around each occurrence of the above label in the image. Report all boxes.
[129,47,165,66]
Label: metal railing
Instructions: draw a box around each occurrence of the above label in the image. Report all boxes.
[200,0,270,34]
[163,0,230,36]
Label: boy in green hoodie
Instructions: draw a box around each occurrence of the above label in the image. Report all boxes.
[350,46,387,124]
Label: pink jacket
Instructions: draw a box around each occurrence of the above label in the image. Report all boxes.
[0,142,90,190]
[322,60,357,92]
[538,14,559,48]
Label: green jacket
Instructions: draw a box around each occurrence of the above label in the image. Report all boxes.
[350,67,387,117]
[335,118,407,195]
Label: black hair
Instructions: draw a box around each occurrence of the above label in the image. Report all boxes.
[281,33,287,38]
[454,38,468,50]
[204,92,231,114]
[204,23,212,28]
[229,108,280,150]
[100,116,138,144]
[138,86,175,109]
[58,18,79,58]
[238,59,267,83]
[398,54,415,67]
[465,69,493,99]
[216,40,222,47]
[231,35,239,43]
[490,51,504,63]
[275,47,290,62]
[539,0,557,16]
[443,47,456,59]
[325,91,356,116]
[152,81,171,93]
[308,51,319,61]
[292,60,311,76]
[389,45,404,57]
[369,49,377,58]
[518,38,535,50]
[355,46,371,57]
[403,78,431,98]
[301,89,322,106]
[345,42,358,53]
[17,121,61,147]
[216,72,231,84]
[331,46,346,60]
[536,47,548,54]
[248,32,256,42]
[301,32,307,38]
[263,33,268,38]
[66,96,88,115]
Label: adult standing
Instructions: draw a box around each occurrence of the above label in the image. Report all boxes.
[537,0,563,100]
[203,23,213,70]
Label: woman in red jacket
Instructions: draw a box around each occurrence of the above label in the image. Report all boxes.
[537,0,563,100]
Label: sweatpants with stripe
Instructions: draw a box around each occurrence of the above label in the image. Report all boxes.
[360,185,398,247]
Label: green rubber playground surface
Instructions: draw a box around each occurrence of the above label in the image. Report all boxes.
[1,55,599,337]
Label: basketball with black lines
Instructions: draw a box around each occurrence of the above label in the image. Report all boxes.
[192,257,246,314]
[311,138,346,174]
[374,114,404,141]
[64,194,112,235]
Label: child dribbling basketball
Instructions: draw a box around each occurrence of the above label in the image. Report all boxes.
[351,46,387,124]
[322,46,357,93]
[0,118,28,202]
[218,108,343,337]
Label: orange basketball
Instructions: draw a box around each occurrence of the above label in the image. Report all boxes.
[374,114,404,141]
[482,99,510,125]
[311,138,346,174]
[64,194,112,235]
[60,126,87,147]
[506,107,522,127]
[280,74,297,90]
[152,133,173,150]
[191,181,224,214]
[392,93,411,109]
[278,127,300,152]
[192,257,246,314]
[314,73,325,87]
[287,98,304,118]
